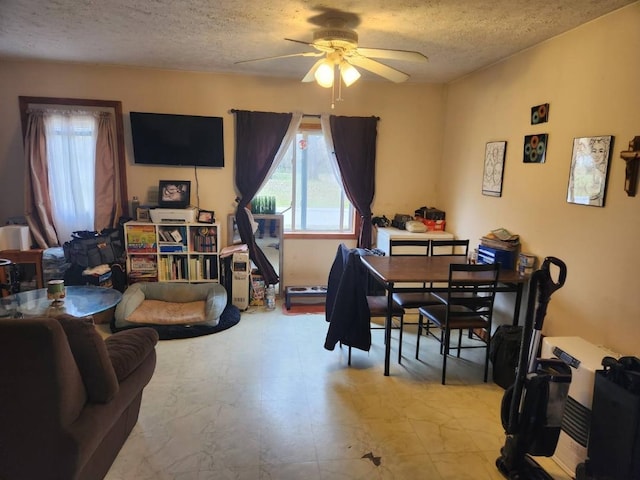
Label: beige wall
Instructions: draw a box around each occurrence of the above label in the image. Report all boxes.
[0,60,445,286]
[439,3,640,355]
[2,3,638,355]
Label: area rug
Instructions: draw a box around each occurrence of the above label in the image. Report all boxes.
[110,304,241,340]
[281,303,325,316]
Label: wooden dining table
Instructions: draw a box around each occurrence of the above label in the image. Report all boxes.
[359,255,529,376]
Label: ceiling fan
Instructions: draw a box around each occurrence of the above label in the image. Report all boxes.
[235,17,428,88]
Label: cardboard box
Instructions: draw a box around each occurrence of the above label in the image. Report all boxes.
[250,272,265,306]
[421,219,446,231]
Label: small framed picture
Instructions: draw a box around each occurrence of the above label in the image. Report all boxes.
[198,209,215,223]
[531,103,550,125]
[136,206,151,222]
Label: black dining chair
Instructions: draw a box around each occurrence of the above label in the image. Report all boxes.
[416,262,500,384]
[325,244,405,365]
[424,238,471,337]
[430,239,470,257]
[392,238,471,339]
[364,295,405,364]
[385,238,431,362]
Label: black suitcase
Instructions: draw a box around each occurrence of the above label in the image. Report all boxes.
[490,325,523,389]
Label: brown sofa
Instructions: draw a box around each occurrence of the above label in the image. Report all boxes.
[0,315,158,480]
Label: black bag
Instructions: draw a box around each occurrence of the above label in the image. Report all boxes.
[586,365,640,480]
[490,325,524,389]
[63,229,124,268]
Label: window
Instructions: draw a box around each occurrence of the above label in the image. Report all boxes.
[19,97,128,247]
[257,123,354,234]
[45,112,98,242]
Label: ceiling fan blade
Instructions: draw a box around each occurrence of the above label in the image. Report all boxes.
[347,56,409,83]
[285,38,314,47]
[301,59,326,82]
[235,51,322,65]
[355,47,428,63]
[286,37,335,54]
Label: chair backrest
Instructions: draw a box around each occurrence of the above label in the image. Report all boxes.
[389,238,430,256]
[431,239,470,257]
[447,263,500,319]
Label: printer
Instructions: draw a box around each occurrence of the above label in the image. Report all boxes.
[150,206,198,224]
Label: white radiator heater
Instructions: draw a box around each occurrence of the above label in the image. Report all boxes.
[541,336,620,478]
[230,252,250,310]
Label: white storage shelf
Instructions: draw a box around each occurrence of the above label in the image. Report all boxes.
[124,221,220,284]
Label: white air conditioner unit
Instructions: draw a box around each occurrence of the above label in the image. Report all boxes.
[541,336,620,478]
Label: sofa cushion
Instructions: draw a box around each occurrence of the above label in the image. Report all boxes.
[56,315,119,403]
[125,299,207,325]
[105,328,159,382]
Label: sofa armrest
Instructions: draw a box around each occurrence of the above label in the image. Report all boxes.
[105,327,159,382]
[57,315,119,403]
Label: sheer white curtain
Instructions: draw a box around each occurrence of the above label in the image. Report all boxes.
[44,112,97,242]
[263,111,303,179]
[320,113,344,186]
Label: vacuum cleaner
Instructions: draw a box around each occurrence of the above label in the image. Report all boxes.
[496,256,571,480]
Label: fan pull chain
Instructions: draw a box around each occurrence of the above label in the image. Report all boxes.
[331,77,336,109]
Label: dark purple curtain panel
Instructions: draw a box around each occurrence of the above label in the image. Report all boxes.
[329,116,378,248]
[233,110,292,286]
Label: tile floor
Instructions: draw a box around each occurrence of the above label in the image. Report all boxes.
[101,304,572,480]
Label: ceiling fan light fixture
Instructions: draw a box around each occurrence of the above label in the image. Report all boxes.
[314,60,334,88]
[340,61,360,87]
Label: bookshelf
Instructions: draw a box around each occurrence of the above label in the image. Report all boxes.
[124,221,220,284]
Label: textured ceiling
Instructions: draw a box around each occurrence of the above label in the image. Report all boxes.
[0,0,635,83]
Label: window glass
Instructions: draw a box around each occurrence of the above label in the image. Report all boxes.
[45,112,97,241]
[258,128,354,233]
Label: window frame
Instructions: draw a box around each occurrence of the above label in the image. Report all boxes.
[272,121,358,240]
[18,96,129,216]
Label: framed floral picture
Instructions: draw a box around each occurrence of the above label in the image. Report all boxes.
[567,135,613,207]
[482,141,507,197]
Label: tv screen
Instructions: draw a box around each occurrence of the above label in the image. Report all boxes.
[158,180,191,208]
[130,112,224,167]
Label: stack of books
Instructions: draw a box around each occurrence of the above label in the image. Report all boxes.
[478,228,520,269]
[480,228,520,251]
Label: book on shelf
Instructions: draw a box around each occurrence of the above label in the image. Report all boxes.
[129,255,157,272]
[192,226,217,252]
[128,274,158,284]
[159,255,188,281]
[158,227,186,244]
[126,224,157,252]
[169,229,183,243]
[159,242,186,253]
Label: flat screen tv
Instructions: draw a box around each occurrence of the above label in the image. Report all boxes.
[130,112,224,167]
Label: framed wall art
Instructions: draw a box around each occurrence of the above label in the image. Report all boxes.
[567,135,614,207]
[523,134,548,163]
[482,141,507,197]
[531,103,549,125]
